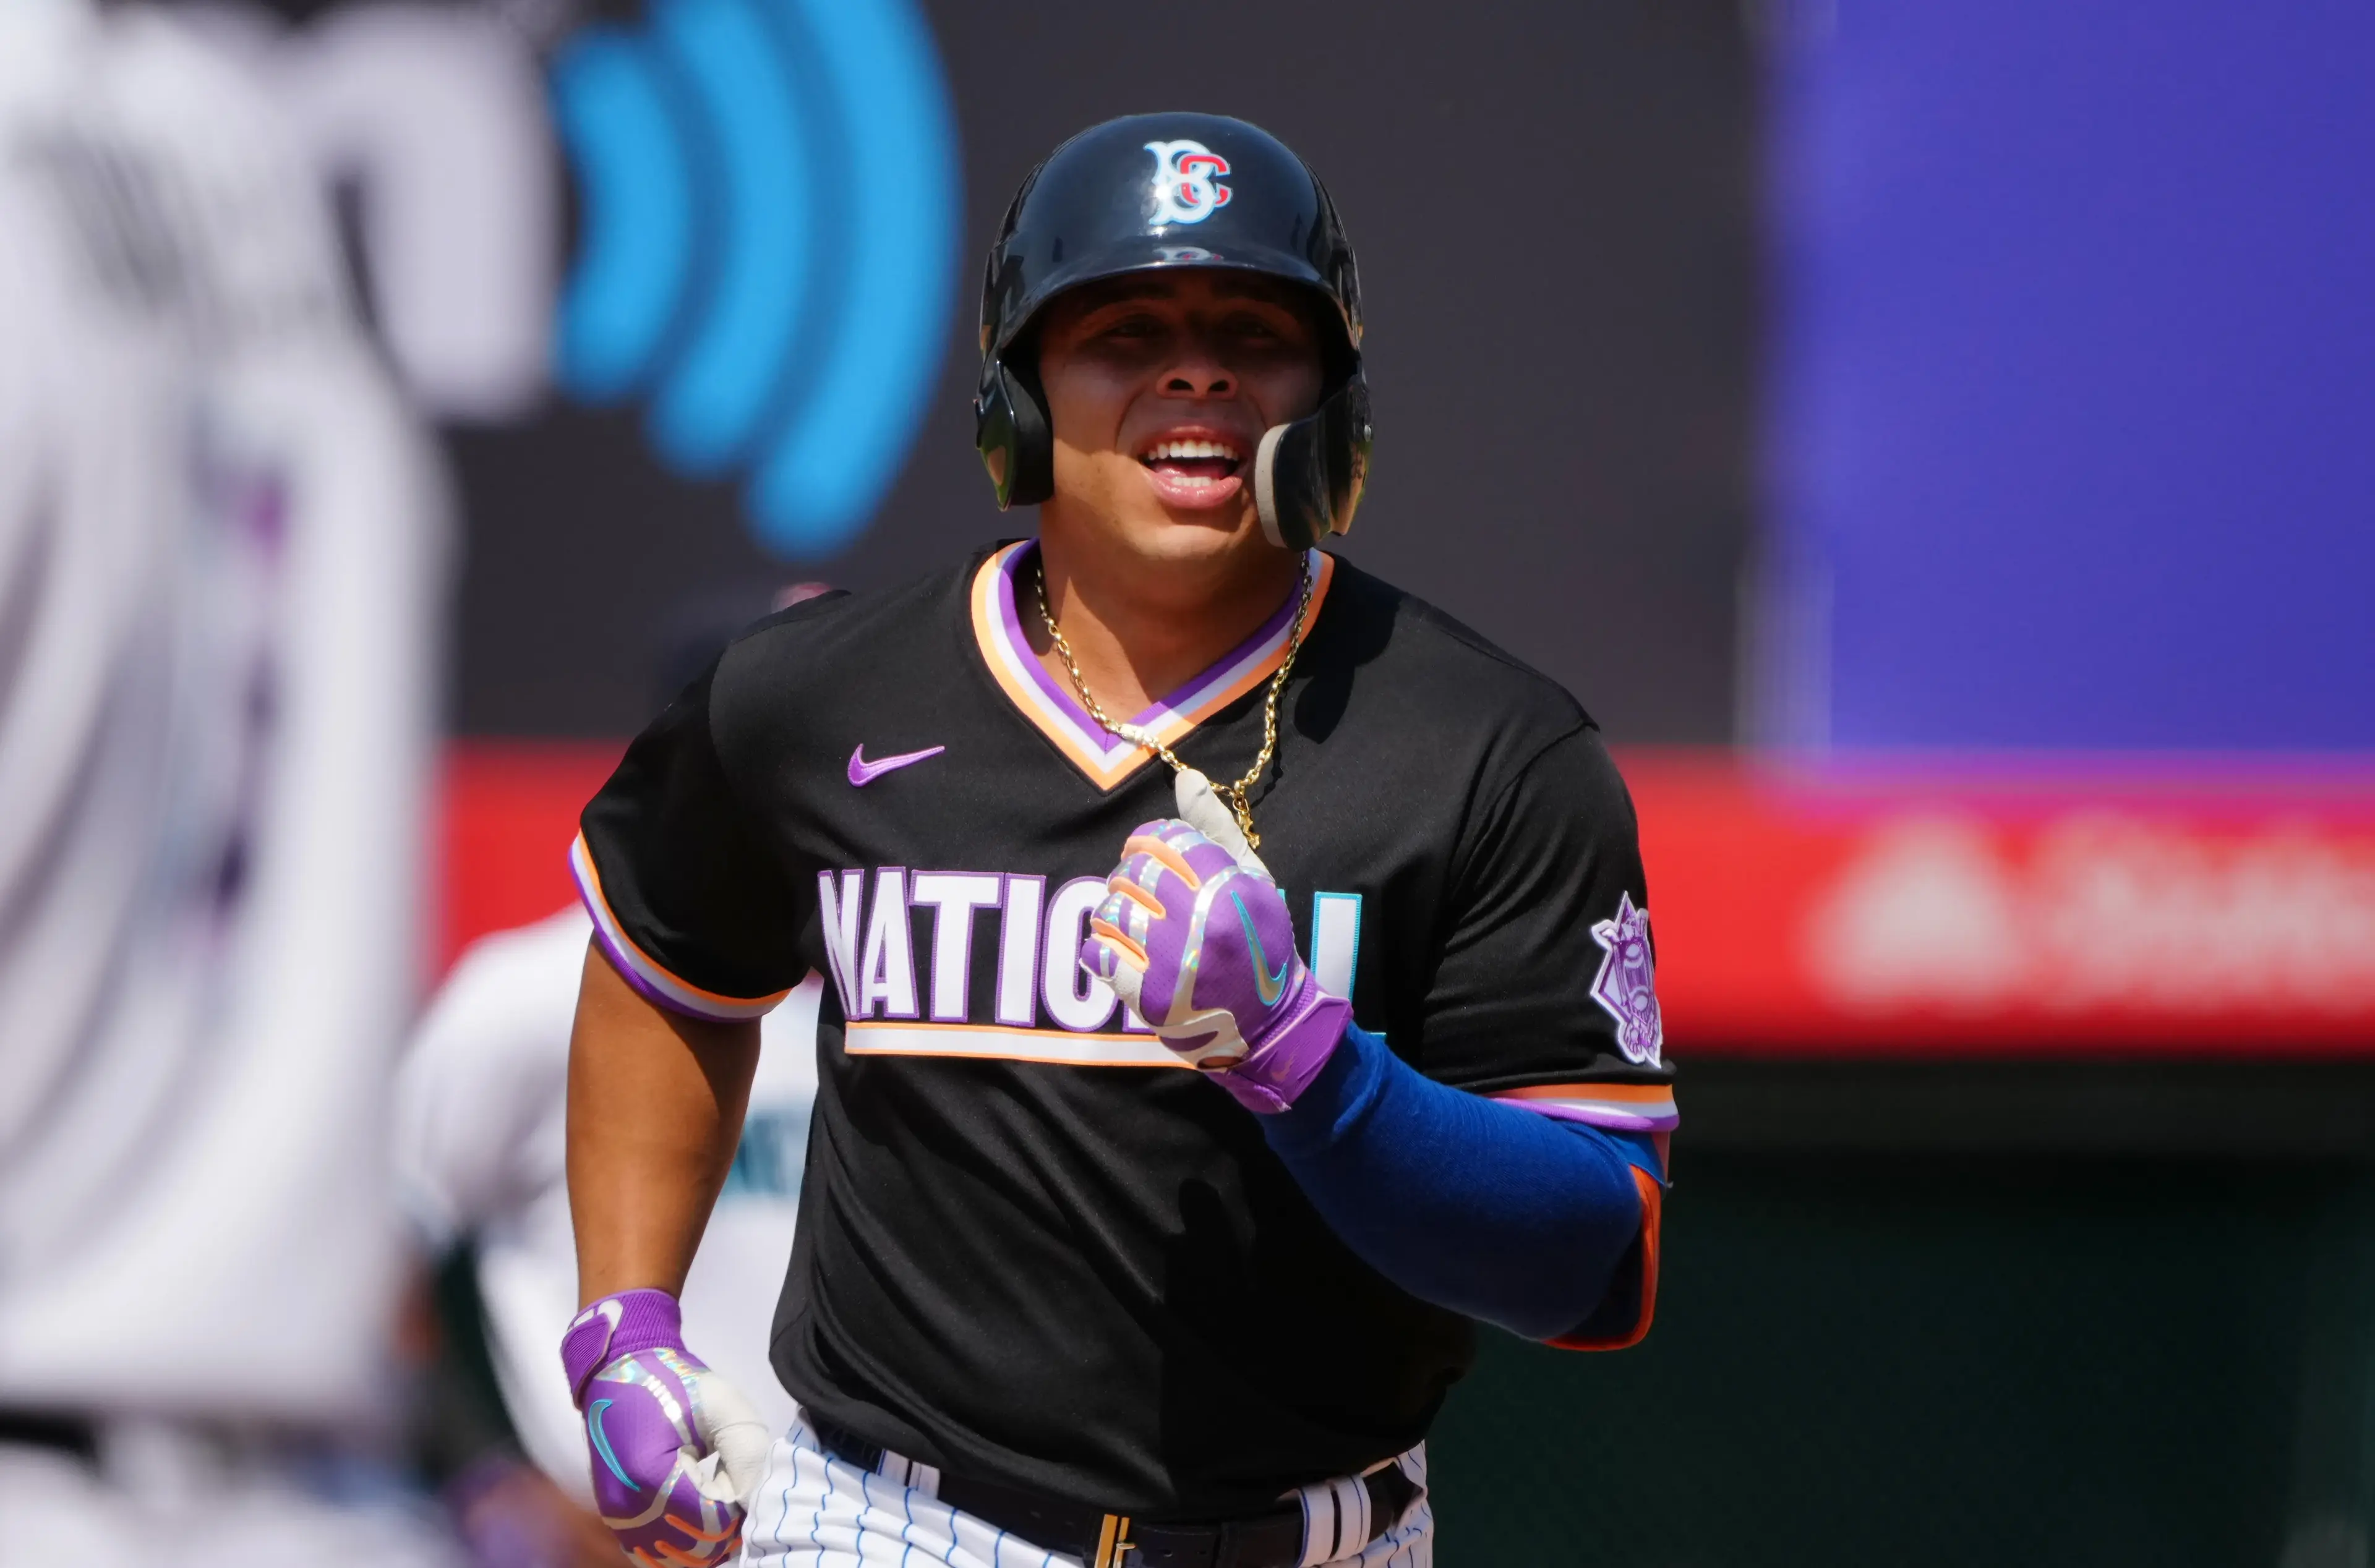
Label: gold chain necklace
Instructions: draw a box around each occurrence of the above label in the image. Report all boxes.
[1034,553,1315,850]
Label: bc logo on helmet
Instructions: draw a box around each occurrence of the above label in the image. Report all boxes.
[1145,140,1233,226]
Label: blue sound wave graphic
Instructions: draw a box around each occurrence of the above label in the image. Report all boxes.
[551,0,957,559]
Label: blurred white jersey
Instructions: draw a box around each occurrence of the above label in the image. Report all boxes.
[0,0,445,1424]
[396,908,819,1501]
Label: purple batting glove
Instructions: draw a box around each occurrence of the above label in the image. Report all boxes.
[1084,817,1351,1113]
[560,1289,771,1568]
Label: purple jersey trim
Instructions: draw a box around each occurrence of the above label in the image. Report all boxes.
[990,542,1313,734]
[570,834,787,1022]
[1488,1090,1680,1135]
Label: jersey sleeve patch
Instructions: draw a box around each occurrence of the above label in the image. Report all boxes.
[572,834,789,1022]
[1489,1081,1678,1134]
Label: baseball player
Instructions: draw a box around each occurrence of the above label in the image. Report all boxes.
[562,114,1676,1568]
[0,2,450,1562]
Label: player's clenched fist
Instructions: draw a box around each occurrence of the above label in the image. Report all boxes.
[560,1289,771,1567]
[1084,814,1351,1114]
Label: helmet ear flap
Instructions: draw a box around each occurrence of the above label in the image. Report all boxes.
[974,357,1054,510]
[1254,375,1373,550]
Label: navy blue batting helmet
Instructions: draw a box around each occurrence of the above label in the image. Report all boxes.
[972,113,1372,550]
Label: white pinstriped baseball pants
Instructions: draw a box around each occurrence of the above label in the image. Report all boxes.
[741,1412,1434,1568]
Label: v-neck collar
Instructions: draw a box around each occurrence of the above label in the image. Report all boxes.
[968,540,1337,791]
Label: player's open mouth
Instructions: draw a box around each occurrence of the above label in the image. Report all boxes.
[1139,437,1243,481]
[1137,434,1246,508]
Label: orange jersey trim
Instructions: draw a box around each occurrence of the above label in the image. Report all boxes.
[1491,1080,1679,1133]
[1547,1165,1664,1353]
[571,834,790,1021]
[842,1020,1188,1068]
[968,542,1337,791]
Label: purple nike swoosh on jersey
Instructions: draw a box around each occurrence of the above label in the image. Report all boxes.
[847,744,946,786]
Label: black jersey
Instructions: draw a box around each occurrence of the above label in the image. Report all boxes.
[575,541,1677,1517]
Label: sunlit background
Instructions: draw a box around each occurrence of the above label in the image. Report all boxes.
[11,0,2375,1561]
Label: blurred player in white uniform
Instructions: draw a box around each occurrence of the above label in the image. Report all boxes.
[399,918,819,1500]
[0,1,450,1562]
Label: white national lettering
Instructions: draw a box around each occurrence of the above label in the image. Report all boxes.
[818,866,1356,1054]
[816,868,866,1016]
[1309,891,1363,1000]
[858,867,918,1018]
[995,874,1045,1026]
[1041,876,1119,1031]
[911,871,1003,1021]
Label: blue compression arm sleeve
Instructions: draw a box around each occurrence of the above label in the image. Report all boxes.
[1261,1024,1658,1340]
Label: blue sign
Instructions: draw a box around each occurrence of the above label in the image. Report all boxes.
[551,0,959,560]
[1760,2,2375,752]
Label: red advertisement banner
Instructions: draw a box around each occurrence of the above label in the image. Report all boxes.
[440,743,2375,1055]
[1630,752,2375,1055]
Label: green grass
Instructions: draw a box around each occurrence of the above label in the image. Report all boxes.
[1428,1153,2367,1567]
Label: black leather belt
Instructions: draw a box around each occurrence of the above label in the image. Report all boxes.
[0,1410,99,1462]
[810,1417,1417,1568]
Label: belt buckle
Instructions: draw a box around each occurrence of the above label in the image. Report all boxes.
[1093,1512,1136,1567]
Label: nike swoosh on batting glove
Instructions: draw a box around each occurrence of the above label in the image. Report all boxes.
[1083,814,1351,1115]
[560,1289,771,1568]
